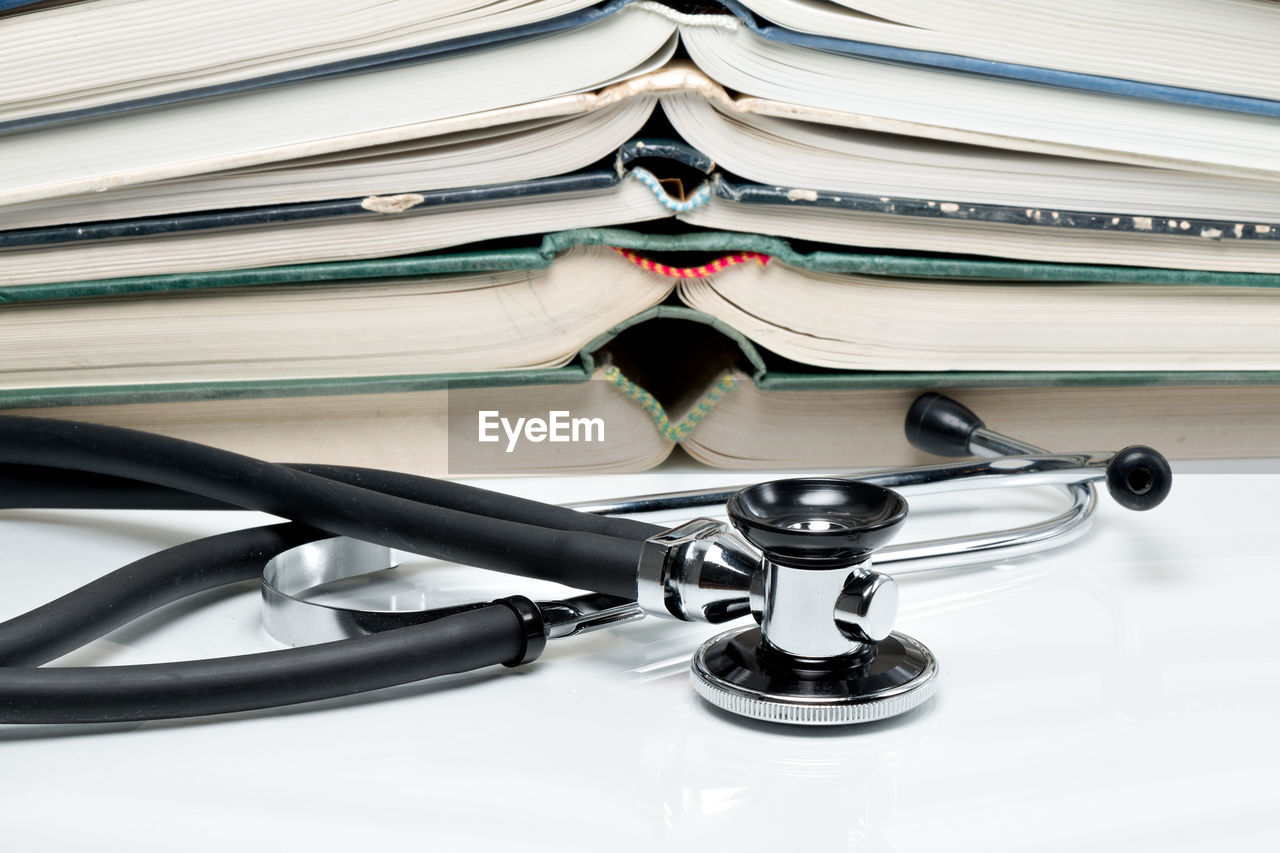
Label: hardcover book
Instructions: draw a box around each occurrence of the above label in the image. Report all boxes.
[3,230,1276,473]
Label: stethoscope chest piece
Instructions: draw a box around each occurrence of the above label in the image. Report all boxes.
[690,627,937,726]
[690,478,938,726]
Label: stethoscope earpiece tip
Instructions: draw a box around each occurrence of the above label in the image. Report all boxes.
[1105,445,1173,511]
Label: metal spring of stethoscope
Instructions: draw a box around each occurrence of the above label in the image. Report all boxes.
[0,393,1170,726]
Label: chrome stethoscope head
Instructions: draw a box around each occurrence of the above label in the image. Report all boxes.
[690,477,937,726]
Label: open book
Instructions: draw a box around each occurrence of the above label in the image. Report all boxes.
[2,229,1277,473]
[5,3,1280,207]
[7,0,1279,130]
[9,70,1278,231]
[4,130,1280,286]
[5,232,1280,392]
[2,311,1275,476]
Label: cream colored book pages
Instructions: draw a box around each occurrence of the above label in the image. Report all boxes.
[681,376,1280,467]
[744,0,1280,102]
[682,200,1280,273]
[0,10,678,205]
[0,0,599,124]
[10,6,1278,214]
[0,371,675,476]
[682,384,926,469]
[0,98,658,230]
[0,246,676,389]
[677,259,1280,371]
[13,0,1279,131]
[0,179,668,287]
[12,61,1278,252]
[680,27,1280,179]
[8,374,1277,475]
[660,92,1280,222]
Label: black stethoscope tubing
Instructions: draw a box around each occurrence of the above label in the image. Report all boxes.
[0,415,662,596]
[0,414,662,724]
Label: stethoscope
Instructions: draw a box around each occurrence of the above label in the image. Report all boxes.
[0,393,1170,727]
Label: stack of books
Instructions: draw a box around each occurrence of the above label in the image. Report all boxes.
[3,0,1278,474]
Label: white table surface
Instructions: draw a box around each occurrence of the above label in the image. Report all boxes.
[0,457,1277,851]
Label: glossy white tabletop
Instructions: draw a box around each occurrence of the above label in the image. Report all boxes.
[0,458,1277,851]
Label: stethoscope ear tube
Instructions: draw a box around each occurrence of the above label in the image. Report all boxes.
[0,415,660,599]
[0,460,661,544]
[0,602,538,725]
[0,522,315,668]
[0,520,549,724]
